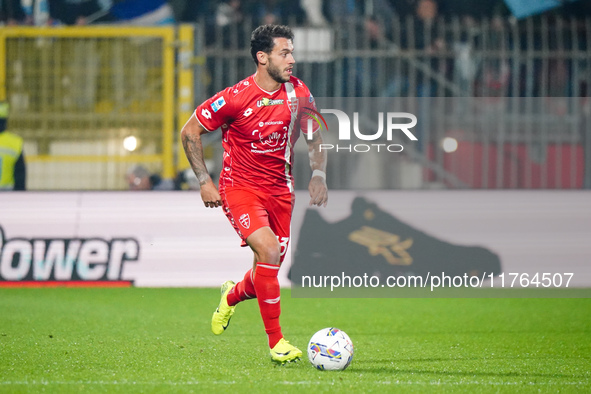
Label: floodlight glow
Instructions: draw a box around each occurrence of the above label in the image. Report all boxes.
[123,136,138,152]
[442,137,458,153]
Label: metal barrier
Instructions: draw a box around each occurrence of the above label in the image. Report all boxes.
[197,15,591,190]
[2,16,590,190]
[0,26,181,190]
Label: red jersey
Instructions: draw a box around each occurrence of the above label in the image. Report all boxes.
[195,74,318,195]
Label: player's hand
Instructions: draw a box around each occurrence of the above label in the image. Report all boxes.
[200,181,222,208]
[308,176,328,207]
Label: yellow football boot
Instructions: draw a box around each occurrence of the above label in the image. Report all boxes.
[211,280,236,335]
[270,338,303,364]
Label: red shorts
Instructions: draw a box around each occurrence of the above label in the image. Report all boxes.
[220,187,294,261]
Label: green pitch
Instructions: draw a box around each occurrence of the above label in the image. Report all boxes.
[1,288,589,393]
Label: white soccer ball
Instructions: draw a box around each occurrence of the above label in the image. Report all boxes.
[307,327,354,371]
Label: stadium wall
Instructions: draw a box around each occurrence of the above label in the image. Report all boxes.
[1,191,590,288]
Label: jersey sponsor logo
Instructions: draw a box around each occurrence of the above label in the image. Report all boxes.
[257,120,284,127]
[201,108,212,119]
[243,108,253,117]
[0,225,139,283]
[257,98,284,107]
[239,213,250,229]
[251,128,288,153]
[211,96,226,112]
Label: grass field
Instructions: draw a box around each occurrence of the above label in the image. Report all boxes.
[1,288,590,393]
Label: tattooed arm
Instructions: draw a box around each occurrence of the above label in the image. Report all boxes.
[306,129,328,207]
[181,114,222,208]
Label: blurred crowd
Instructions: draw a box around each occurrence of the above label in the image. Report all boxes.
[0,0,174,26]
[1,0,591,27]
[1,1,589,191]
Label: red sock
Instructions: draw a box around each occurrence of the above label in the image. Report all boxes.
[227,269,256,306]
[253,262,283,348]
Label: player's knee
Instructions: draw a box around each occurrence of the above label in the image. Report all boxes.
[261,242,281,265]
[248,229,282,264]
[267,245,282,265]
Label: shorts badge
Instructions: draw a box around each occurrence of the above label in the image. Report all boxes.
[239,213,251,229]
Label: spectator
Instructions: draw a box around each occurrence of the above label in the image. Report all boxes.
[216,0,243,28]
[247,0,305,26]
[177,0,213,22]
[300,0,327,26]
[0,101,26,191]
[324,0,397,96]
[48,0,110,25]
[126,164,174,191]
[413,0,444,56]
[174,168,200,190]
[21,0,47,25]
[387,0,417,19]
[214,0,246,48]
[440,0,509,20]
[323,0,358,22]
[382,0,446,97]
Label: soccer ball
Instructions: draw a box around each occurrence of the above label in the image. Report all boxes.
[307,327,354,371]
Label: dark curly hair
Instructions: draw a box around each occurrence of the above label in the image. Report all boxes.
[250,24,294,65]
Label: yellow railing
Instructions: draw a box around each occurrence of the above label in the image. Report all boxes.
[0,25,193,190]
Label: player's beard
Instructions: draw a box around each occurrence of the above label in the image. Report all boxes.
[267,60,290,84]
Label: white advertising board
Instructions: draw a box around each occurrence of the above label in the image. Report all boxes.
[1,191,590,287]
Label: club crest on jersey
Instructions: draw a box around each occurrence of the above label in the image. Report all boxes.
[211,96,226,112]
[239,213,251,229]
[257,98,284,107]
[288,98,299,113]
